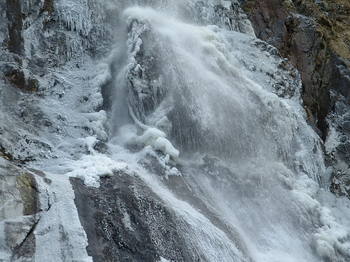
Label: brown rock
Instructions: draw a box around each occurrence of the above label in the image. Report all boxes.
[243,0,350,140]
[4,68,39,92]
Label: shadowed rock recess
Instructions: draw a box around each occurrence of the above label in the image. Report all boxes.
[1,0,350,261]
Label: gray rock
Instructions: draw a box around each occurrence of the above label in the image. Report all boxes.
[0,158,39,261]
[71,173,196,262]
[342,121,350,133]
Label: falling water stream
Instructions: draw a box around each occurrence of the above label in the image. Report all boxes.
[3,0,350,261]
[92,1,350,261]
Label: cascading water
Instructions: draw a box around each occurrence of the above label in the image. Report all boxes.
[94,1,350,261]
[7,0,349,261]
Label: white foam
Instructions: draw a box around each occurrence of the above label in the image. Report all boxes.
[134,128,180,159]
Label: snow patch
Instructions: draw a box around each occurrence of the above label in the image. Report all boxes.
[66,153,128,187]
[35,174,92,262]
[325,124,340,154]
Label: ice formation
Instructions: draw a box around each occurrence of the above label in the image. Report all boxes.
[1,0,350,261]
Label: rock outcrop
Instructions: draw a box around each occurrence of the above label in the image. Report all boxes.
[71,174,195,262]
[242,0,350,197]
[0,158,39,261]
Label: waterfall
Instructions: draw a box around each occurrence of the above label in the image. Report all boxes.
[4,0,349,261]
[100,1,350,261]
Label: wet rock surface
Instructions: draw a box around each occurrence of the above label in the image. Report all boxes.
[71,174,195,262]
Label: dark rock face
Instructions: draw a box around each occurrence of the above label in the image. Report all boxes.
[4,67,39,92]
[242,0,350,139]
[5,0,24,55]
[2,0,39,94]
[127,19,165,124]
[242,0,350,197]
[71,174,195,262]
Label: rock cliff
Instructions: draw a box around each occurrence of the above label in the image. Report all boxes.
[242,0,350,197]
[1,0,350,261]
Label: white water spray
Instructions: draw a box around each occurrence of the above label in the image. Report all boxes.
[30,1,350,261]
[104,2,350,261]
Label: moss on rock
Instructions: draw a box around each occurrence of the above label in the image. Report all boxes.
[16,173,39,216]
